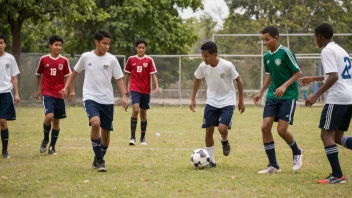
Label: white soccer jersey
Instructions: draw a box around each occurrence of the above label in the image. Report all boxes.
[0,53,20,93]
[74,51,124,104]
[194,58,239,108]
[321,42,352,104]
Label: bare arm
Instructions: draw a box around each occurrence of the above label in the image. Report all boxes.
[299,75,324,86]
[60,70,79,98]
[116,78,128,111]
[124,73,131,96]
[253,75,272,104]
[305,72,338,106]
[65,75,75,100]
[11,76,20,104]
[190,78,201,112]
[151,73,160,93]
[235,76,245,113]
[274,70,302,97]
[34,75,41,100]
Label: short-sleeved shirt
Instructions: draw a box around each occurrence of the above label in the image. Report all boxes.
[124,55,157,94]
[0,53,20,93]
[74,51,124,104]
[321,42,352,104]
[194,58,239,108]
[36,54,71,98]
[264,45,301,100]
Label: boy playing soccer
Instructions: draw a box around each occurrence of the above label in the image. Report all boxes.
[124,38,159,146]
[0,33,20,158]
[253,26,303,174]
[190,41,245,167]
[61,30,128,172]
[35,35,73,155]
[300,23,352,184]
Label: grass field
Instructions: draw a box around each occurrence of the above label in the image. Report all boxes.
[1,106,352,197]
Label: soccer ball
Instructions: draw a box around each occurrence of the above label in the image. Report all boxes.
[190,149,210,169]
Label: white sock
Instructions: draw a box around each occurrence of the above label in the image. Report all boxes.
[220,134,228,142]
[205,146,215,163]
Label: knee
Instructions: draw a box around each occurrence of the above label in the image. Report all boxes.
[45,114,54,123]
[132,107,139,115]
[261,124,271,134]
[218,124,228,134]
[0,119,7,129]
[90,117,100,128]
[277,127,287,137]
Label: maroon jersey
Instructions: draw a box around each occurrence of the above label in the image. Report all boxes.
[36,55,71,98]
[124,55,157,94]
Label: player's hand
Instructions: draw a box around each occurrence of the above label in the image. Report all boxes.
[305,94,318,107]
[155,86,160,94]
[14,94,20,104]
[299,77,313,86]
[253,93,263,105]
[189,100,196,112]
[238,101,245,114]
[34,91,40,100]
[69,91,75,100]
[60,88,68,99]
[125,91,130,97]
[274,85,286,98]
[121,97,128,112]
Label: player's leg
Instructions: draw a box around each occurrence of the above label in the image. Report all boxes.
[129,91,141,145]
[139,93,150,145]
[0,93,15,158]
[205,127,216,167]
[318,104,346,184]
[101,129,110,157]
[335,105,352,150]
[0,119,9,158]
[202,104,219,167]
[48,98,67,155]
[218,105,234,156]
[40,96,55,153]
[99,103,114,158]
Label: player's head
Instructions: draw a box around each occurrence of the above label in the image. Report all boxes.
[261,26,279,51]
[48,35,64,56]
[314,23,333,48]
[201,41,218,66]
[135,38,147,57]
[94,30,112,55]
[0,34,7,54]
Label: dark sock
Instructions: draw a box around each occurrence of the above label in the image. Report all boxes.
[341,136,352,149]
[264,141,279,169]
[1,129,9,151]
[50,129,60,148]
[43,123,51,141]
[325,144,343,178]
[288,139,301,155]
[102,144,108,156]
[131,118,137,139]
[141,121,147,140]
[92,138,103,160]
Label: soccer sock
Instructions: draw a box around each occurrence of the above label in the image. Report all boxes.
[131,117,137,139]
[49,129,60,148]
[141,121,147,140]
[325,144,343,178]
[91,138,103,160]
[1,129,9,151]
[264,141,279,169]
[102,144,108,157]
[220,134,228,142]
[205,146,215,163]
[341,136,352,150]
[288,139,302,155]
[43,123,51,141]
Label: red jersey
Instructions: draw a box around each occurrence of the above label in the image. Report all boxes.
[36,54,71,98]
[124,55,157,94]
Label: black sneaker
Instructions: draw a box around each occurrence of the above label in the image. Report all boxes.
[208,162,216,168]
[221,139,231,156]
[2,150,10,158]
[40,140,49,153]
[92,156,98,169]
[48,147,57,155]
[96,159,107,172]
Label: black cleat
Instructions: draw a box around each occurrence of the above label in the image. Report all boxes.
[208,162,216,168]
[96,159,107,172]
[92,156,98,169]
[221,140,231,156]
[2,150,10,158]
[40,140,49,153]
[48,147,57,155]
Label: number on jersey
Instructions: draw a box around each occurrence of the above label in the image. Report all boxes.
[342,57,351,79]
[50,68,57,76]
[137,66,143,72]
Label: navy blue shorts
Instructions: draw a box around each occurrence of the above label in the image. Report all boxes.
[319,104,352,131]
[0,92,16,120]
[84,100,114,131]
[130,91,150,109]
[202,104,234,129]
[43,95,66,119]
[263,99,296,125]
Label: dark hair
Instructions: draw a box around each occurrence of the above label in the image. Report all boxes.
[135,38,147,47]
[0,34,6,44]
[261,26,279,38]
[95,30,112,41]
[201,41,217,54]
[48,35,64,45]
[315,23,334,39]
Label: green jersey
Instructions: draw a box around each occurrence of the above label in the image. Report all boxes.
[264,45,300,100]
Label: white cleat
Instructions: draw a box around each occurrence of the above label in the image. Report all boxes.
[293,149,303,171]
[258,165,281,174]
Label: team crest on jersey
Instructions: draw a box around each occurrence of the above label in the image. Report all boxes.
[275,59,281,66]
[5,64,9,69]
[103,64,109,70]
[266,60,270,64]
[220,73,225,78]
[143,62,148,67]
[58,64,63,70]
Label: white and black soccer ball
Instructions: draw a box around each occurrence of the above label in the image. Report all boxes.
[190,149,210,169]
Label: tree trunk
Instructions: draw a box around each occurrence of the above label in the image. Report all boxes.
[9,18,23,65]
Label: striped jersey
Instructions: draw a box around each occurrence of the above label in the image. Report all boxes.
[264,45,301,100]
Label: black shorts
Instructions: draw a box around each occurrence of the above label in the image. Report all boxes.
[0,92,16,120]
[202,104,234,129]
[319,104,352,131]
[263,99,296,125]
[42,95,66,119]
[130,91,150,109]
[84,100,114,131]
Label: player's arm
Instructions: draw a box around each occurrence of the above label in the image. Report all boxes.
[64,75,75,100]
[60,70,79,98]
[11,76,20,104]
[190,78,201,112]
[151,73,160,94]
[299,75,324,86]
[274,70,302,97]
[124,72,131,96]
[235,76,245,113]
[116,78,128,111]
[253,75,272,104]
[34,75,41,100]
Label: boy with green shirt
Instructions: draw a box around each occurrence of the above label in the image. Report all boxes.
[253,26,303,174]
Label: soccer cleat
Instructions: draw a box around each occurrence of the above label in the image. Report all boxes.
[48,147,57,155]
[221,139,231,156]
[293,149,303,171]
[129,138,136,146]
[208,162,216,168]
[318,174,346,184]
[140,138,147,145]
[92,156,98,169]
[96,159,107,172]
[258,165,281,174]
[2,150,10,158]
[40,140,49,153]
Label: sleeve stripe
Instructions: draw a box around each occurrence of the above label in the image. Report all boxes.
[281,46,300,69]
